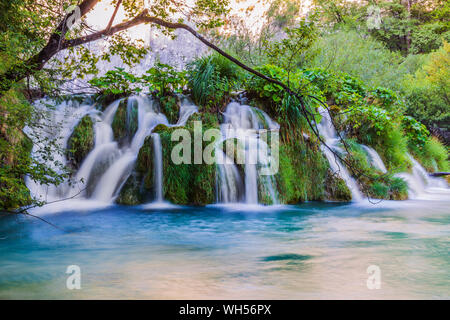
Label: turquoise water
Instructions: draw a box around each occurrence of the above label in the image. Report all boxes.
[0,200,449,299]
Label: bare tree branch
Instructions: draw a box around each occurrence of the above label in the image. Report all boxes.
[106,0,123,33]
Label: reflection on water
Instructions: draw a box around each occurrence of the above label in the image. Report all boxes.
[0,200,449,299]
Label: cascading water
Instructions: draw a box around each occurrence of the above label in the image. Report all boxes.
[92,97,168,202]
[27,95,198,206]
[152,133,164,203]
[396,154,449,200]
[316,107,363,201]
[25,98,95,202]
[217,102,280,205]
[362,145,388,173]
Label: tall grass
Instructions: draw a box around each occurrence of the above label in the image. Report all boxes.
[187,53,243,109]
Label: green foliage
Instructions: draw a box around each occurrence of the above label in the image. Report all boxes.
[411,22,450,54]
[368,87,403,111]
[344,139,408,200]
[0,90,69,210]
[141,62,187,97]
[89,67,141,96]
[263,22,318,71]
[312,0,449,55]
[159,95,180,124]
[344,105,410,172]
[89,63,187,101]
[246,64,323,135]
[410,137,449,172]
[311,30,406,89]
[402,116,430,149]
[401,42,450,129]
[300,67,413,172]
[187,53,242,110]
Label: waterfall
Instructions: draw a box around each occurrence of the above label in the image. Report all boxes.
[152,133,164,202]
[396,154,449,200]
[27,95,198,206]
[25,98,95,202]
[362,145,388,173]
[317,107,363,201]
[217,102,279,205]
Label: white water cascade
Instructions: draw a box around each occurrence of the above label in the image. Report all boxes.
[26,95,198,206]
[25,98,95,203]
[362,145,388,173]
[317,107,363,201]
[396,154,449,200]
[152,133,164,203]
[217,102,280,205]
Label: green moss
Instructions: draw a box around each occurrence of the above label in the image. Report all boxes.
[116,136,155,205]
[95,92,128,111]
[66,115,94,170]
[325,172,352,201]
[158,122,217,205]
[158,95,180,124]
[117,113,220,206]
[187,111,220,129]
[276,138,330,203]
[111,98,138,147]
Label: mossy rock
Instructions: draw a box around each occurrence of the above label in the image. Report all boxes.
[159,95,180,124]
[367,176,408,200]
[67,115,95,171]
[95,92,128,111]
[118,122,218,206]
[111,98,139,147]
[187,111,220,129]
[158,124,217,205]
[276,139,329,203]
[116,136,155,205]
[342,139,409,200]
[325,171,352,201]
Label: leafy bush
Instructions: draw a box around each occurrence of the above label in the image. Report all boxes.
[88,67,141,96]
[141,62,187,97]
[402,115,430,149]
[401,42,450,129]
[0,91,69,210]
[246,64,323,137]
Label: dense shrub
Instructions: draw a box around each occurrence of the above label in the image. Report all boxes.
[187,53,243,111]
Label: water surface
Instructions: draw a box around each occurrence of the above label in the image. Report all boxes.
[0,200,449,299]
